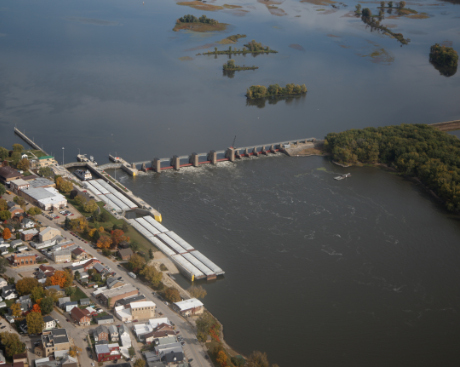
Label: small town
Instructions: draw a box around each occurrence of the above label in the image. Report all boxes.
[0,143,236,367]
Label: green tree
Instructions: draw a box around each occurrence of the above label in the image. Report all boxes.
[164,287,181,303]
[246,351,270,367]
[130,241,139,252]
[16,277,39,296]
[100,211,110,222]
[38,166,54,178]
[40,296,55,315]
[26,311,44,334]
[74,271,81,280]
[149,249,154,259]
[133,359,145,367]
[83,199,98,213]
[17,158,30,171]
[0,199,6,211]
[65,287,76,297]
[128,254,145,273]
[30,286,45,303]
[128,346,136,358]
[27,207,42,216]
[0,211,11,222]
[9,303,22,318]
[380,1,385,7]
[398,0,405,8]
[0,184,5,196]
[12,144,23,152]
[140,265,163,288]
[0,332,25,357]
[0,147,8,161]
[0,258,8,273]
[64,216,71,230]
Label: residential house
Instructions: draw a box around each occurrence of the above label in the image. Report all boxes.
[95,343,120,362]
[20,228,38,241]
[61,355,78,367]
[21,218,35,229]
[106,277,124,289]
[39,227,61,243]
[35,329,70,358]
[16,295,32,312]
[96,315,114,325]
[133,318,172,340]
[93,325,109,343]
[70,258,101,273]
[117,248,133,261]
[10,240,24,249]
[108,325,119,342]
[2,285,17,300]
[10,179,30,194]
[64,301,78,313]
[79,298,90,306]
[43,315,56,330]
[118,325,131,347]
[172,298,204,316]
[0,278,8,289]
[57,297,71,309]
[0,242,10,254]
[8,205,24,218]
[71,248,88,261]
[145,330,176,345]
[0,166,22,185]
[38,265,56,278]
[13,353,27,365]
[70,307,91,326]
[95,284,138,308]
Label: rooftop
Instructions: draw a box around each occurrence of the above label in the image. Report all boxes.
[38,156,54,160]
[0,166,21,179]
[98,284,137,299]
[10,179,29,186]
[131,301,156,309]
[28,178,54,189]
[115,295,146,307]
[173,298,203,311]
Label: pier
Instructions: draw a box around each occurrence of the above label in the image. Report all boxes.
[14,127,48,155]
[430,120,460,132]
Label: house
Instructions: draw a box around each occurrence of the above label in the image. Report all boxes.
[2,285,17,300]
[39,227,61,243]
[95,284,139,308]
[70,258,101,273]
[61,355,78,367]
[11,253,36,267]
[118,324,131,347]
[20,228,38,241]
[96,315,114,325]
[11,240,24,249]
[85,306,98,316]
[70,307,91,326]
[38,265,56,278]
[79,298,90,306]
[8,205,24,218]
[118,248,133,261]
[0,166,22,185]
[64,301,78,313]
[133,318,172,340]
[16,295,32,312]
[21,218,35,229]
[108,325,119,342]
[58,297,71,309]
[18,319,28,334]
[172,298,204,316]
[106,277,124,289]
[43,315,56,330]
[37,156,58,168]
[35,329,70,358]
[13,353,28,365]
[0,278,8,290]
[144,330,176,344]
[93,325,109,342]
[10,179,30,193]
[95,343,120,362]
[71,247,88,261]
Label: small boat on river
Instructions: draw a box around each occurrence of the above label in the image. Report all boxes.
[334,173,351,181]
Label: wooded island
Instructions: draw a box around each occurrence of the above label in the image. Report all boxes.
[429,44,458,76]
[246,83,307,100]
[201,40,278,56]
[173,14,227,32]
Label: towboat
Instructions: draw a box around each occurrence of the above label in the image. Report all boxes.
[74,169,92,181]
[334,173,351,181]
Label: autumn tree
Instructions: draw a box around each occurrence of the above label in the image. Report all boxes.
[26,311,44,334]
[83,199,98,213]
[140,265,163,288]
[128,254,145,273]
[31,286,45,303]
[164,287,181,303]
[38,166,53,178]
[69,346,82,357]
[16,277,39,296]
[97,236,113,249]
[111,229,129,248]
[216,350,228,367]
[246,351,278,367]
[188,285,207,299]
[9,303,22,318]
[0,211,11,222]
[17,158,30,171]
[49,270,73,288]
[0,198,7,211]
[133,359,145,367]
[2,228,11,240]
[31,303,41,314]
[0,332,25,357]
[56,177,73,194]
[40,296,54,315]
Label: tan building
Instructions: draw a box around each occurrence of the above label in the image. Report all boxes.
[95,285,139,308]
[10,179,30,194]
[39,227,61,242]
[130,301,156,320]
[71,247,88,261]
[35,329,70,358]
[37,156,58,168]
[53,251,71,264]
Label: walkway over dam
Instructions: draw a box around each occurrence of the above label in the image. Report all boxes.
[118,138,317,173]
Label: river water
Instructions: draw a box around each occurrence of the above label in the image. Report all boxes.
[1,0,460,365]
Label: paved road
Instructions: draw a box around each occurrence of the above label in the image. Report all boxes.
[32,212,212,367]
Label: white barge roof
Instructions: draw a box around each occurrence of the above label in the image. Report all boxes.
[157,233,187,254]
[88,180,109,195]
[182,252,214,276]
[143,216,169,233]
[84,182,102,196]
[190,250,224,275]
[147,236,175,257]
[165,231,194,251]
[99,194,122,212]
[129,220,155,239]
[111,190,137,208]
[106,193,129,211]
[136,218,160,236]
[171,254,205,280]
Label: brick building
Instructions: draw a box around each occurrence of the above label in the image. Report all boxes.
[11,253,36,267]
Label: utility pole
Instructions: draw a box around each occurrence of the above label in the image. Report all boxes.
[62,147,65,165]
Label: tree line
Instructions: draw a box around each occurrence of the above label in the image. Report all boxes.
[223,59,258,71]
[246,83,307,100]
[429,44,458,77]
[324,124,460,212]
[178,14,218,24]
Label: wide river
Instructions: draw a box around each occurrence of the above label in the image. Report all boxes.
[1,0,460,365]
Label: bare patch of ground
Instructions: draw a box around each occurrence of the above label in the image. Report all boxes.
[176,1,224,10]
[267,5,287,15]
[185,43,216,51]
[223,4,242,8]
[327,34,340,38]
[285,141,325,156]
[179,56,194,61]
[407,12,429,18]
[173,22,228,32]
[300,0,335,6]
[257,0,284,5]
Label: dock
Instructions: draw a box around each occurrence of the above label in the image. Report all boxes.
[14,127,48,155]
